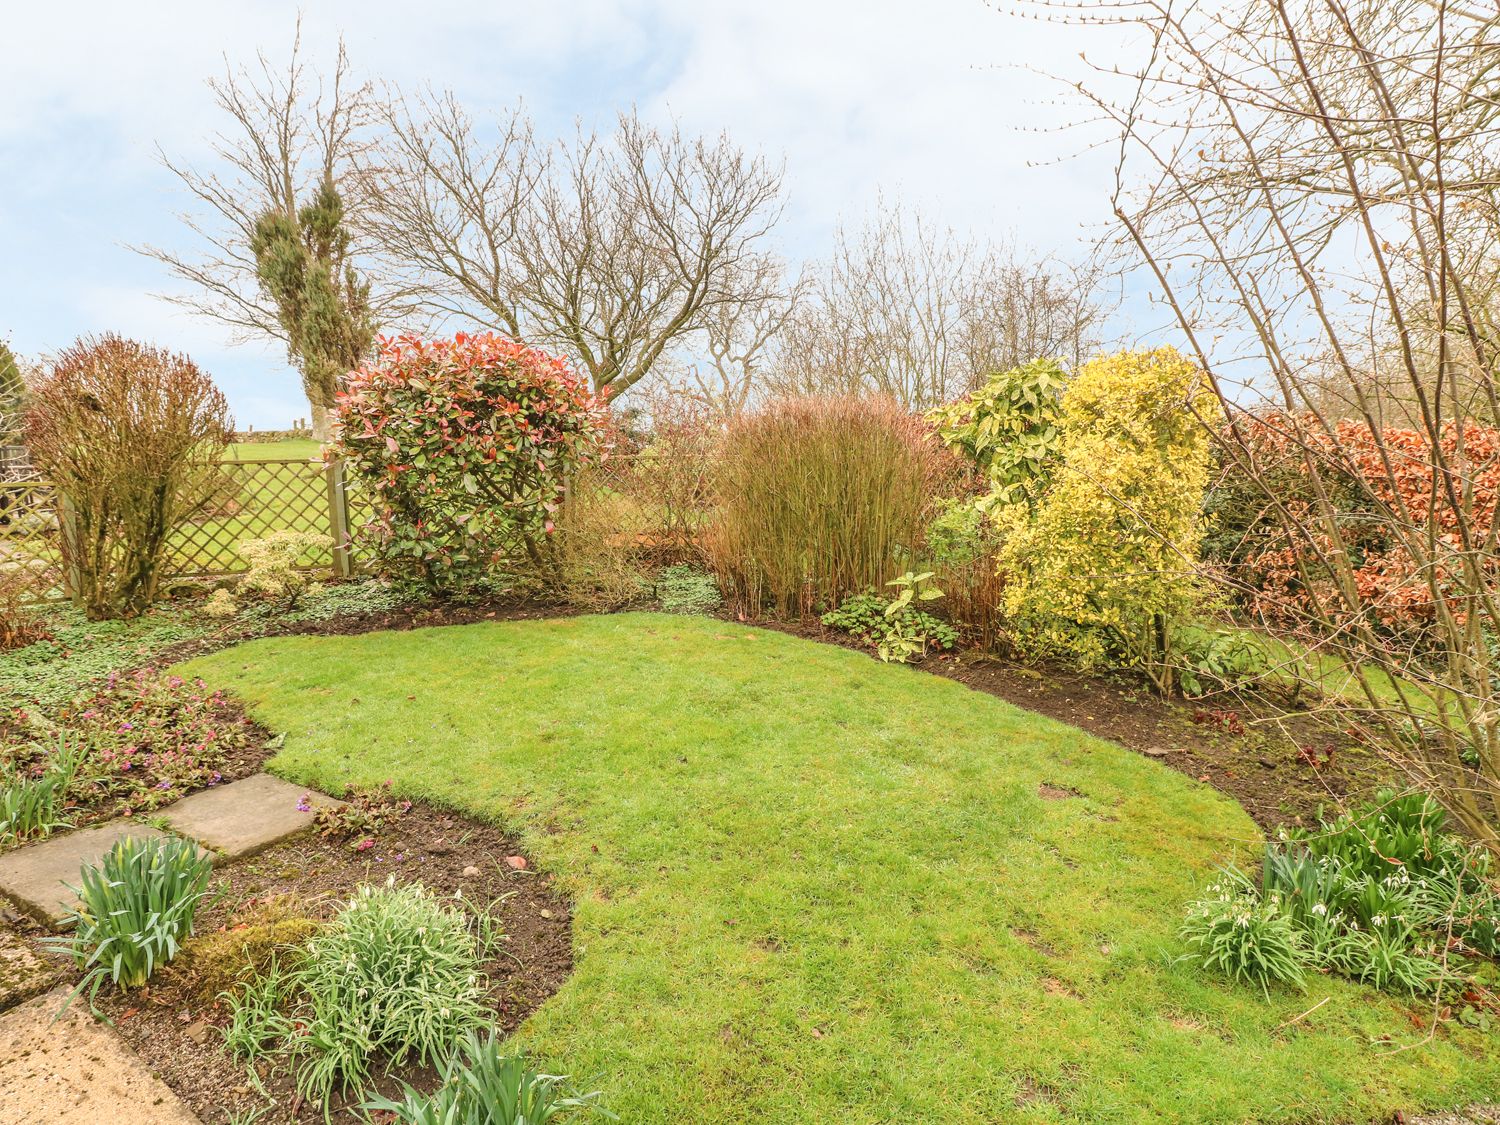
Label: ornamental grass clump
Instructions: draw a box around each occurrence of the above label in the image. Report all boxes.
[707,395,959,617]
[57,835,213,1002]
[226,879,490,1110]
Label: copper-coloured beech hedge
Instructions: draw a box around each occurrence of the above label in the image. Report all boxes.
[26,334,231,619]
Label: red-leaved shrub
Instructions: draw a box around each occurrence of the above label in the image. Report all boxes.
[333,333,611,592]
[1218,416,1500,635]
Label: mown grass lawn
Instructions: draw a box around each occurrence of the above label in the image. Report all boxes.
[182,614,1500,1124]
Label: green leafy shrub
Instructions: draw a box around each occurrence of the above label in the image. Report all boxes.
[927,358,1067,510]
[708,395,959,618]
[259,880,490,1109]
[655,565,722,615]
[333,333,610,593]
[998,348,1219,691]
[822,574,957,663]
[238,529,324,608]
[25,334,232,619]
[366,1027,612,1124]
[56,835,213,1001]
[1173,627,1273,697]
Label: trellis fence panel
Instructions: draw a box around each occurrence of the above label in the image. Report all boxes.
[2,457,364,604]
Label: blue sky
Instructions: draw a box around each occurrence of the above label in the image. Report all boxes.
[1,0,1136,429]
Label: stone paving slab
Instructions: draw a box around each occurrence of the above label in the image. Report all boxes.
[0,928,60,1013]
[0,985,201,1125]
[162,773,340,860]
[0,822,179,931]
[1407,1107,1500,1125]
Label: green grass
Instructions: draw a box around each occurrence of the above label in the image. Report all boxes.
[181,614,1500,1123]
[225,438,324,461]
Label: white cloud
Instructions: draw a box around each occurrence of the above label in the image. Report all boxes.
[1,0,1137,425]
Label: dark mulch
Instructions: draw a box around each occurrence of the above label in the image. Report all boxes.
[96,800,572,1125]
[753,616,1397,835]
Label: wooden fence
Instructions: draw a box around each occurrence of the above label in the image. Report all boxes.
[0,457,366,603]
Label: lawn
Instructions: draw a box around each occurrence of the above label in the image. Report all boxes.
[181,613,1500,1124]
[225,437,324,461]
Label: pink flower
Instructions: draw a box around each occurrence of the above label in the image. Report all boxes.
[354,837,375,852]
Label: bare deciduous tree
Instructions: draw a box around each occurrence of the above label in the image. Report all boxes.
[768,203,1105,409]
[142,27,383,435]
[362,95,786,399]
[682,258,808,422]
[1052,0,1500,848]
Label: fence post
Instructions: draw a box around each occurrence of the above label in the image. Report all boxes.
[324,458,353,579]
[57,490,84,607]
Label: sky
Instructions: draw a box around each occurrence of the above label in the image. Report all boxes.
[0,0,1138,429]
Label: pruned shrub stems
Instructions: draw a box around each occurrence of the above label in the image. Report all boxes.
[25,334,231,619]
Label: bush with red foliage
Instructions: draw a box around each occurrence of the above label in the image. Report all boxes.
[332,333,611,592]
[1210,415,1500,636]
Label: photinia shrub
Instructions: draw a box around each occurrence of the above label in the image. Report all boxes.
[332,333,611,592]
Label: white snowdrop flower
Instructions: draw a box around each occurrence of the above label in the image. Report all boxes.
[1312,903,1327,916]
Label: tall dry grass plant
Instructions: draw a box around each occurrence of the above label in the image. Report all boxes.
[707,395,958,618]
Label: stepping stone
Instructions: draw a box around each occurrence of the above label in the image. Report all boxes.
[162,774,340,860]
[0,985,201,1124]
[0,823,183,931]
[0,928,60,1013]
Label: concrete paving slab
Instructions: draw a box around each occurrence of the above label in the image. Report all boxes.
[0,928,61,1012]
[162,774,340,860]
[0,823,176,931]
[0,985,201,1125]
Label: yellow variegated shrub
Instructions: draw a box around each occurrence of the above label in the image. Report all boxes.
[998,347,1219,688]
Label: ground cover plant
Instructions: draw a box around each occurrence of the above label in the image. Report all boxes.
[1,666,261,839]
[1183,791,1500,1002]
[183,613,1500,1124]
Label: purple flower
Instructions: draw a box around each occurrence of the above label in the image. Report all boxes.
[296,795,312,813]
[156,780,173,791]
